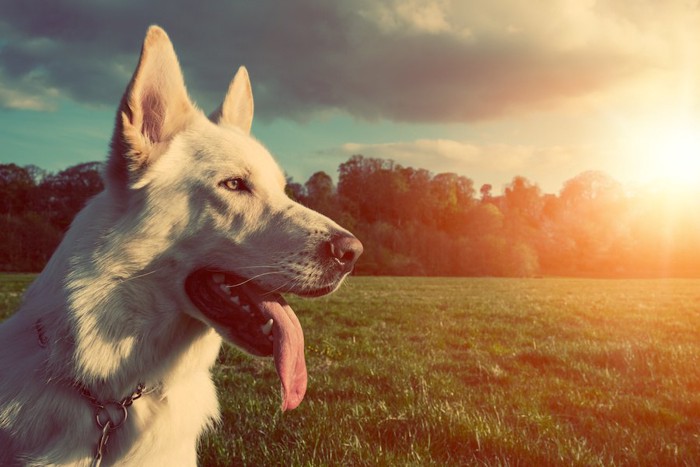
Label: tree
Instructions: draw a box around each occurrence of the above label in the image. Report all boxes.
[504,176,543,221]
[285,175,305,202]
[465,203,504,237]
[304,171,337,217]
[305,171,334,200]
[559,170,624,206]
[39,162,104,230]
[401,167,434,226]
[0,213,62,271]
[480,183,493,202]
[0,164,37,214]
[4,154,698,277]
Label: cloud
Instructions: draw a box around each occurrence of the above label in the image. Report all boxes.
[360,0,455,35]
[0,0,694,122]
[0,78,59,111]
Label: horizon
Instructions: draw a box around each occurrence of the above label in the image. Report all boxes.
[4,152,700,200]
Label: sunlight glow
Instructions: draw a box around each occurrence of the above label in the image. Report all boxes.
[649,121,700,186]
[621,116,700,188]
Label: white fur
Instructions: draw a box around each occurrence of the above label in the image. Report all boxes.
[0,26,357,466]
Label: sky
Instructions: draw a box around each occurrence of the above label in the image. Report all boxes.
[1,0,699,194]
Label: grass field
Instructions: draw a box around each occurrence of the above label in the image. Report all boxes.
[2,274,700,466]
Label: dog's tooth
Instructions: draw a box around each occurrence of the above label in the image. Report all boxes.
[219,284,231,295]
[261,319,274,335]
[241,304,251,313]
[230,296,240,305]
[212,273,225,284]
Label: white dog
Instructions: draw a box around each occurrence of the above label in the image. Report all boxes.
[0,26,362,466]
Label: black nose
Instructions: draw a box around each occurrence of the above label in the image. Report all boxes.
[328,234,363,273]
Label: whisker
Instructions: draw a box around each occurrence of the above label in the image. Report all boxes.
[234,265,281,270]
[226,271,282,288]
[119,268,161,284]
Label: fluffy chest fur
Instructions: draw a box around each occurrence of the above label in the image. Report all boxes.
[0,234,224,465]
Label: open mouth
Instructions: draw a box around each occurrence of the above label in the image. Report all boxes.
[185,270,274,356]
[185,268,307,411]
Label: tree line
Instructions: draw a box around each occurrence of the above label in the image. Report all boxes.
[0,162,103,271]
[2,156,699,276]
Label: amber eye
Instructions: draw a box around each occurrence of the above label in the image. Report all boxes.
[219,178,249,192]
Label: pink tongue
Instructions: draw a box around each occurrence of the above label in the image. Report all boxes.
[248,292,307,411]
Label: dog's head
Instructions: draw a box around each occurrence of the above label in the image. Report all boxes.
[106,26,362,410]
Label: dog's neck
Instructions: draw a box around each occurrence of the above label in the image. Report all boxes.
[23,191,220,401]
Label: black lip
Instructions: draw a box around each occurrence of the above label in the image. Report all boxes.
[184,269,273,356]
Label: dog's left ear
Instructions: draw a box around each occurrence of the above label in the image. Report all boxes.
[108,26,196,187]
[210,66,254,134]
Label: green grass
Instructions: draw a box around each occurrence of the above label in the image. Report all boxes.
[3,275,700,465]
[0,273,35,320]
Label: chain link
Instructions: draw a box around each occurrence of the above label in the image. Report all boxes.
[81,383,146,467]
[91,421,112,467]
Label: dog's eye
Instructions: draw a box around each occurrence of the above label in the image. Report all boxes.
[219,178,249,192]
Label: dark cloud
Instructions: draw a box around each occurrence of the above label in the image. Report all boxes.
[0,0,660,122]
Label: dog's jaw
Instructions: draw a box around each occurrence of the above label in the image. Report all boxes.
[184,269,307,411]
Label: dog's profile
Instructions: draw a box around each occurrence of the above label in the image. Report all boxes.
[0,26,362,466]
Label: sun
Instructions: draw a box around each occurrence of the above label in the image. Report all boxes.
[647,120,700,186]
[621,115,700,188]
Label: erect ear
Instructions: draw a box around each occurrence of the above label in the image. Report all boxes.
[210,66,254,134]
[107,25,195,187]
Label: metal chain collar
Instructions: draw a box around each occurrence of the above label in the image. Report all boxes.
[34,318,156,466]
[79,382,146,467]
